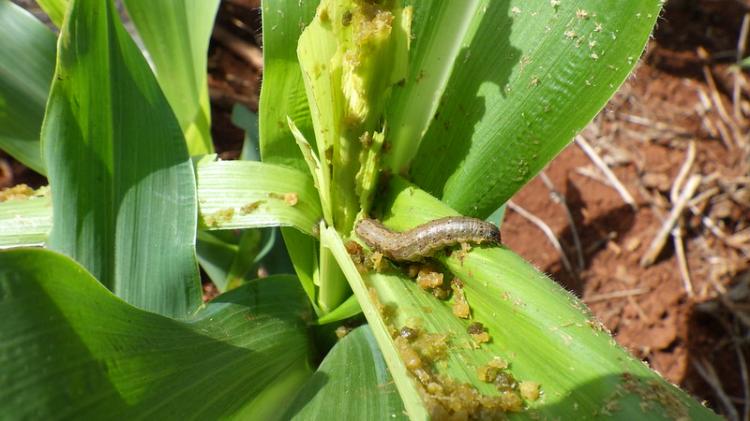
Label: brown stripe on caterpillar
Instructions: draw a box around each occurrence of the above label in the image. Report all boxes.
[355,216,502,262]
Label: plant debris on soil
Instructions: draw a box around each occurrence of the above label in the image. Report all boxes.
[3,0,748,419]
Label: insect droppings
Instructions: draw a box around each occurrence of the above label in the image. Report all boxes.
[355,216,501,262]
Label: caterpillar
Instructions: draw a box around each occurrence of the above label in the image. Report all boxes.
[355,216,501,262]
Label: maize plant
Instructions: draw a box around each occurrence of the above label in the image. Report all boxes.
[0,0,719,419]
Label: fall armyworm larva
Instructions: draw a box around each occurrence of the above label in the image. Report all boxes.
[355,216,502,262]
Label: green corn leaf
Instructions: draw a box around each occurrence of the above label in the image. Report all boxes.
[258,0,369,325]
[486,204,507,228]
[0,1,56,174]
[260,1,329,317]
[195,107,297,293]
[40,0,201,318]
[196,105,261,291]
[286,325,407,420]
[231,103,261,161]
[384,0,481,174]
[315,293,361,325]
[321,224,430,420]
[197,228,290,293]
[35,0,68,27]
[0,159,323,248]
[280,227,320,309]
[294,1,342,224]
[287,117,332,224]
[195,230,240,290]
[0,248,313,419]
[0,187,51,248]
[123,0,219,155]
[260,0,319,171]
[317,232,351,314]
[347,176,716,420]
[245,228,297,279]
[196,158,322,236]
[225,229,265,289]
[410,0,661,218]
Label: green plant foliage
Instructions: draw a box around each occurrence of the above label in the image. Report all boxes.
[196,230,239,289]
[0,1,56,174]
[410,0,661,218]
[321,225,429,419]
[280,226,321,311]
[40,0,201,318]
[0,249,313,419]
[0,0,719,419]
[196,158,322,235]
[315,293,361,325]
[0,159,322,248]
[195,104,296,293]
[259,1,326,314]
[123,0,219,155]
[0,187,51,248]
[232,104,261,161]
[384,0,481,174]
[286,326,407,420]
[35,0,67,27]
[296,0,410,232]
[197,228,293,293]
[260,0,319,171]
